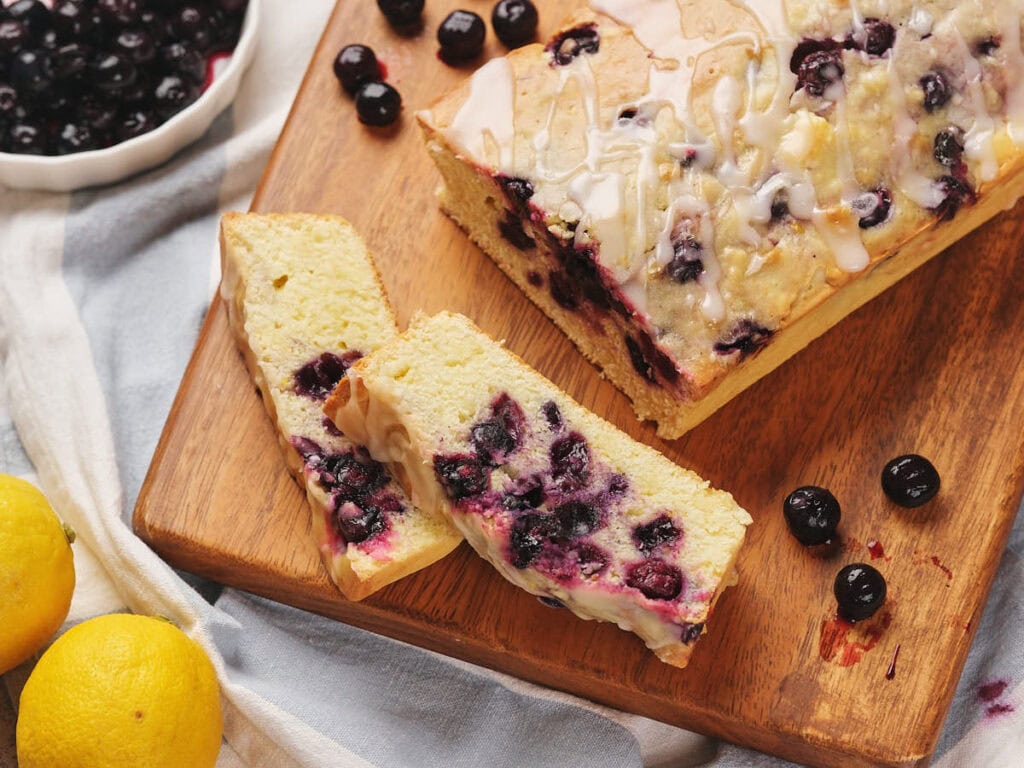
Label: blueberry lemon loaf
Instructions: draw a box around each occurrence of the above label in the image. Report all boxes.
[418,0,1024,438]
[326,312,752,666]
[219,213,461,600]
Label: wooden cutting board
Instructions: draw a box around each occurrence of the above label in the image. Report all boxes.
[133,2,1024,766]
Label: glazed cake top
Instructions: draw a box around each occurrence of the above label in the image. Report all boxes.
[422,0,1024,391]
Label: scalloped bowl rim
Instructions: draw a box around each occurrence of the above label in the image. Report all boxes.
[0,0,261,192]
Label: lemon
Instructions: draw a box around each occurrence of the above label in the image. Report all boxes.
[0,473,75,674]
[17,613,223,768]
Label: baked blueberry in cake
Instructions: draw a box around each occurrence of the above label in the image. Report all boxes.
[418,0,1024,438]
[219,213,461,601]
[325,312,751,667]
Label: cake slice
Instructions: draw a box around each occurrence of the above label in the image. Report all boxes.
[418,1,1024,438]
[219,213,461,600]
[325,312,751,667]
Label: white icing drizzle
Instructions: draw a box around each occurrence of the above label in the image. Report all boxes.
[943,11,999,181]
[443,0,1023,336]
[813,208,870,272]
[999,3,1024,142]
[446,58,516,172]
[887,56,946,208]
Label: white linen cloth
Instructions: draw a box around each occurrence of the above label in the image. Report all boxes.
[1,3,1022,766]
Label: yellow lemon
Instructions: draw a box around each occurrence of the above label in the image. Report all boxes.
[0,473,75,674]
[16,613,223,768]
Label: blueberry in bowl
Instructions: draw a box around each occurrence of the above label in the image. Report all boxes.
[0,0,261,191]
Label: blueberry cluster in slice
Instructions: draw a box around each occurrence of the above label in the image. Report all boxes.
[0,0,248,155]
[332,42,401,127]
[433,393,689,605]
[293,437,403,546]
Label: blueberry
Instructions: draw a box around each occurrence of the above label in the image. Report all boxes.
[334,500,386,544]
[292,351,361,401]
[55,121,97,154]
[6,121,45,153]
[796,48,844,96]
[78,92,119,132]
[434,454,489,500]
[509,512,556,568]
[783,486,841,545]
[471,420,515,465]
[624,332,680,383]
[0,20,30,61]
[553,500,600,538]
[975,36,1001,56]
[491,393,525,445]
[116,108,159,141]
[541,400,562,430]
[852,187,892,229]
[355,81,401,127]
[6,0,49,40]
[158,41,205,83]
[114,28,156,64]
[169,6,212,50]
[572,542,609,577]
[333,44,380,95]
[52,1,95,41]
[90,52,136,92]
[931,175,975,221]
[501,481,544,510]
[664,234,704,283]
[546,23,599,66]
[492,0,538,49]
[497,175,534,207]
[376,0,423,29]
[713,319,773,358]
[933,128,964,167]
[550,432,590,491]
[625,335,655,383]
[680,622,704,643]
[320,451,389,496]
[498,213,534,250]
[881,454,940,507]
[153,73,198,118]
[770,191,790,221]
[625,560,683,601]
[95,0,140,30]
[834,563,886,622]
[856,19,894,56]
[633,514,680,554]
[51,42,92,81]
[920,71,951,112]
[538,596,565,608]
[437,10,486,62]
[0,84,17,122]
[10,49,53,96]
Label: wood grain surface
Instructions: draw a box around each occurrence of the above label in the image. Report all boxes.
[133,2,1024,766]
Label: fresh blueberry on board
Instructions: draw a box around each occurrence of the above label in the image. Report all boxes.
[834,563,886,622]
[881,454,940,507]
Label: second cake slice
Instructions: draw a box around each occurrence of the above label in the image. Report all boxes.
[326,312,751,666]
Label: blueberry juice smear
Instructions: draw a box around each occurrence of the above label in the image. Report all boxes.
[0,0,250,155]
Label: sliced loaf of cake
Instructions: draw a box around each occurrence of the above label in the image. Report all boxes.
[418,1,1024,438]
[325,311,751,667]
[219,213,461,601]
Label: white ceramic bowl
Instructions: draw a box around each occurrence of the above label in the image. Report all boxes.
[0,0,260,192]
